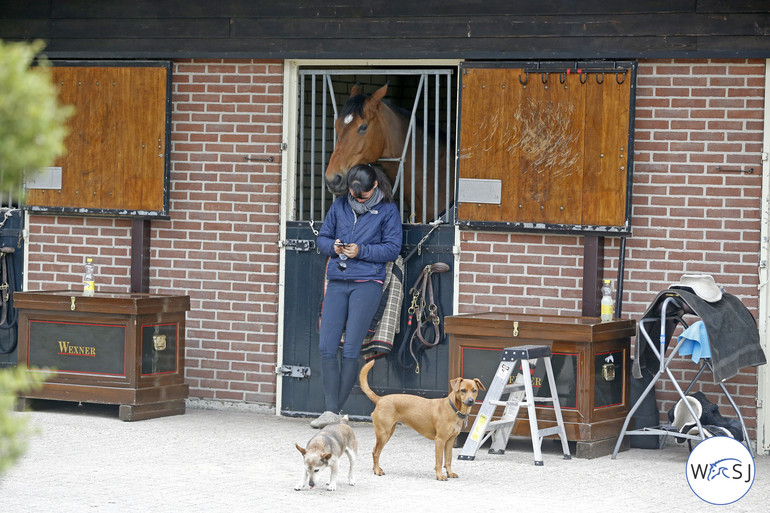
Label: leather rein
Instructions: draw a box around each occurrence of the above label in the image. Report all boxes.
[0,246,18,354]
[403,262,449,373]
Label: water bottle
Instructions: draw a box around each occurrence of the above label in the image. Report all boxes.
[600,279,613,322]
[83,258,95,297]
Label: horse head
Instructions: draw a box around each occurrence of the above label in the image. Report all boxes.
[325,83,391,195]
[708,458,741,481]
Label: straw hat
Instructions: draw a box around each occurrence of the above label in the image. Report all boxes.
[671,274,723,303]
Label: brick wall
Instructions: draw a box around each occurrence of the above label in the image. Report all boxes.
[161,59,284,404]
[26,59,285,406]
[457,58,766,431]
[27,215,134,291]
[629,59,765,429]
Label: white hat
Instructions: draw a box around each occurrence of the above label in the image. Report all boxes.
[671,395,702,432]
[671,274,723,303]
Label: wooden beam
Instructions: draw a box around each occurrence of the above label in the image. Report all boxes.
[130,218,151,294]
[582,235,604,317]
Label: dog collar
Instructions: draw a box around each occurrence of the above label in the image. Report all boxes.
[448,398,468,419]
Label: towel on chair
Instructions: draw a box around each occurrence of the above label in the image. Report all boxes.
[633,289,766,383]
[677,320,712,363]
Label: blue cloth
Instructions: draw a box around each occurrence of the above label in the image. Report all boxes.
[678,320,712,363]
[317,195,402,282]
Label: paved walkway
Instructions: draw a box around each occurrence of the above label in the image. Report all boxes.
[1,401,768,512]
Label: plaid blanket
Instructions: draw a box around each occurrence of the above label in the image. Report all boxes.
[361,256,404,360]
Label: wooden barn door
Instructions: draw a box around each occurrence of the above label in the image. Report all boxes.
[25,61,171,217]
[457,61,636,234]
[279,67,458,419]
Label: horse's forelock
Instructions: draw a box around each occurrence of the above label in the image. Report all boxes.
[341,94,366,120]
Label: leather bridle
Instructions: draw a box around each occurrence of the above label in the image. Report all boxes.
[400,262,449,373]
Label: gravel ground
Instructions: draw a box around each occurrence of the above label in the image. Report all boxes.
[1,402,768,512]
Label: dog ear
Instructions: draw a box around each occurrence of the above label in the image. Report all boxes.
[295,443,307,455]
[449,377,462,393]
[474,378,486,391]
[322,453,333,462]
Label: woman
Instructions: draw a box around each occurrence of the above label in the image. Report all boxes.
[311,164,403,428]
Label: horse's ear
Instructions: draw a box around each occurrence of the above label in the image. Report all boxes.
[371,83,388,104]
[350,84,362,97]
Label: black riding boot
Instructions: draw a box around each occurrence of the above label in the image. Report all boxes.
[321,356,341,412]
[337,357,360,412]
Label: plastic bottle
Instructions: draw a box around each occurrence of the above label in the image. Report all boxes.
[83,258,95,297]
[600,279,613,322]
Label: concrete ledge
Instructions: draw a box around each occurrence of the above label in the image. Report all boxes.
[185,397,275,415]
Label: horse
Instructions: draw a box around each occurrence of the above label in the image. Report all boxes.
[324,83,451,224]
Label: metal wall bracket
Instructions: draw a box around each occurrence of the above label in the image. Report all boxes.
[277,365,312,379]
[280,239,316,251]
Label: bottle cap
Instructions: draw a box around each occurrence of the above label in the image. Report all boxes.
[87,258,93,263]
[603,279,610,284]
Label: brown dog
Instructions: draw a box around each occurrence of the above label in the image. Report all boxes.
[359,359,485,480]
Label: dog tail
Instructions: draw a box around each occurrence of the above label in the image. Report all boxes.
[358,360,380,404]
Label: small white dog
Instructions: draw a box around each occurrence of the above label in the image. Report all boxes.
[295,415,358,491]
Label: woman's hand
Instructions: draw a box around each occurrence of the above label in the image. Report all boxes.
[334,240,359,258]
[342,243,359,258]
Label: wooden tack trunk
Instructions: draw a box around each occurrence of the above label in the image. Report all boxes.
[445,311,636,458]
[14,291,190,421]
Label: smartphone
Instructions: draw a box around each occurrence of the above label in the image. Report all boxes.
[334,242,349,247]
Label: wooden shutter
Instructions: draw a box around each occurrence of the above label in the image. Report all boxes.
[24,61,171,217]
[457,61,635,233]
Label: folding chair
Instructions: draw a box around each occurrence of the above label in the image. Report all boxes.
[612,293,753,458]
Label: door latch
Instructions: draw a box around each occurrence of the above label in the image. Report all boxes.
[277,365,312,379]
[279,239,316,252]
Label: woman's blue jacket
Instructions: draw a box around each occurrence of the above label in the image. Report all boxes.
[317,196,402,282]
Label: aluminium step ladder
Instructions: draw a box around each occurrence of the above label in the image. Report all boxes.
[458,345,571,465]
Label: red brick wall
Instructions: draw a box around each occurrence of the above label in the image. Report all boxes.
[630,59,765,430]
[26,59,285,405]
[26,216,134,291]
[457,59,766,432]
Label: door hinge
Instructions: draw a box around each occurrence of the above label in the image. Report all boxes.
[276,365,312,379]
[279,239,316,251]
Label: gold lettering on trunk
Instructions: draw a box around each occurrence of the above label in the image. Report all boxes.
[57,340,96,357]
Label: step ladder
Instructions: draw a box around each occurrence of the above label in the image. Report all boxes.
[458,345,571,465]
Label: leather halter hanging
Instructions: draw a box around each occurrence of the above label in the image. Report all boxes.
[0,246,18,355]
[401,261,449,373]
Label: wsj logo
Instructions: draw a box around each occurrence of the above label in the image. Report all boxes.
[686,437,755,505]
[57,340,96,357]
[690,457,752,483]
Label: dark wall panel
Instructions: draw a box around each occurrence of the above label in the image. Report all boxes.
[44,1,699,19]
[0,0,767,59]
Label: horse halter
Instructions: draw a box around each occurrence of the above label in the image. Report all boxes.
[404,262,450,373]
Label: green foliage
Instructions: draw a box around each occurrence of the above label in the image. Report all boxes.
[0,366,51,475]
[0,39,73,195]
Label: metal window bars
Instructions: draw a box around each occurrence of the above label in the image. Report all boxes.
[296,69,455,224]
